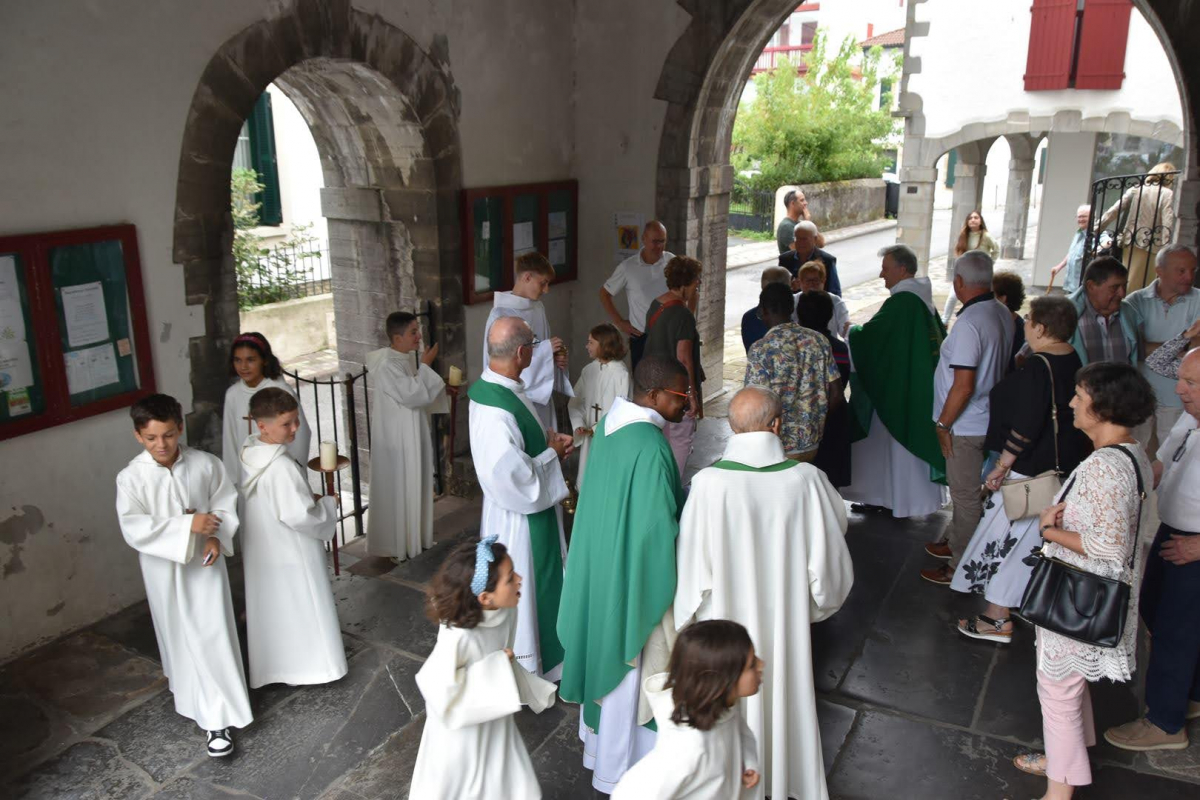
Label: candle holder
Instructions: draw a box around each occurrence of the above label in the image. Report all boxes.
[308,454,350,574]
[443,383,464,488]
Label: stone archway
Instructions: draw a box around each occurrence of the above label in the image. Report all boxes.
[171,0,464,452]
[652,0,1200,379]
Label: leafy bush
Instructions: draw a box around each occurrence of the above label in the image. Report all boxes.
[231,168,321,309]
[732,31,901,191]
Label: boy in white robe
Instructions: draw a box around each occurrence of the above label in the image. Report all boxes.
[365,310,449,562]
[674,387,854,800]
[470,317,573,680]
[240,387,347,688]
[115,393,252,758]
[567,323,631,489]
[482,252,573,430]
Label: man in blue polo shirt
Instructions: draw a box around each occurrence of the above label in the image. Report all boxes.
[921,250,1014,584]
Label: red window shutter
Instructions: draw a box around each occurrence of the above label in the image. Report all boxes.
[1074,0,1133,90]
[1024,0,1077,91]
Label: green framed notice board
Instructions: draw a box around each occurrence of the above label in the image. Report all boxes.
[460,180,578,305]
[0,224,156,440]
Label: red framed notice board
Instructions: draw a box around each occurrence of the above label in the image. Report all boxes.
[0,224,156,440]
[460,179,578,305]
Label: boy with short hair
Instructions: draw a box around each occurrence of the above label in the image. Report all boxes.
[365,311,449,562]
[116,393,251,758]
[482,251,573,428]
[239,387,347,688]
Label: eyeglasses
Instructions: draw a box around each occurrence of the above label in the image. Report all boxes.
[520,337,542,351]
[660,388,692,399]
[1173,428,1196,463]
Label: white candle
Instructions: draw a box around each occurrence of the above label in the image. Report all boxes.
[448,366,463,387]
[320,441,338,470]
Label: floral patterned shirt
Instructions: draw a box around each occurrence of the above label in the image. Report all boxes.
[744,323,840,454]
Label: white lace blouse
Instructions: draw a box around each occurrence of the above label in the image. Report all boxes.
[1035,443,1151,683]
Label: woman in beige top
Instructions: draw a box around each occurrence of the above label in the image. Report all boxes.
[953,210,1000,260]
[1097,161,1177,292]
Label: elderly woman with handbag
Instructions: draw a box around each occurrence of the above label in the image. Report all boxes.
[1011,362,1155,798]
[951,296,1090,644]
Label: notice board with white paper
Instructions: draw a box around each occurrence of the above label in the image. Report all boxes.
[0,224,156,441]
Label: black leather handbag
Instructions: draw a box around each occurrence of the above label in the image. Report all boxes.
[1015,444,1145,649]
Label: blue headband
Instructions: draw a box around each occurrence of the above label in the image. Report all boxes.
[470,535,500,595]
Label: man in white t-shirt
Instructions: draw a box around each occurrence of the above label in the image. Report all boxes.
[920,250,1015,584]
[600,220,673,370]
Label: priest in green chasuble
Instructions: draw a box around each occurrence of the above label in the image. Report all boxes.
[469,317,575,681]
[557,356,690,794]
[842,244,950,517]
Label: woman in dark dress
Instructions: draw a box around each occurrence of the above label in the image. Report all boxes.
[950,295,1090,644]
[796,291,851,487]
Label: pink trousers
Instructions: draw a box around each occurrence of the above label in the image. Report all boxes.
[1036,669,1096,787]
[662,416,696,480]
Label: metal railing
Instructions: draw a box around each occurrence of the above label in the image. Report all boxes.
[239,244,331,307]
[729,186,776,234]
[1085,170,1180,264]
[752,44,812,74]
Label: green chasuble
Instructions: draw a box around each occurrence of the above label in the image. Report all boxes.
[556,414,684,732]
[467,379,565,671]
[848,290,948,484]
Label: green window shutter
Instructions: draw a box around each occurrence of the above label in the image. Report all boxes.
[945,148,958,188]
[248,93,282,226]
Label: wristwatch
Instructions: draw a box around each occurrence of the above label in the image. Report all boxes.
[934,420,951,432]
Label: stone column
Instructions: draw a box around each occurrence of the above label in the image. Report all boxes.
[1000,157,1036,259]
[896,165,938,274]
[947,139,993,260]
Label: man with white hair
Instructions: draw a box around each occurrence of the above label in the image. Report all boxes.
[1125,243,1200,448]
[674,385,853,800]
[469,316,574,679]
[921,250,1014,584]
[780,221,841,295]
[1049,204,1092,295]
[844,245,949,518]
[1105,347,1200,751]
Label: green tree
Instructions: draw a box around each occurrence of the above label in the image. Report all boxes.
[732,31,901,190]
[231,168,320,310]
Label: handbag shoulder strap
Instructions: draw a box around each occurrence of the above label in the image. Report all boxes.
[1100,443,1146,571]
[1033,354,1060,474]
[646,297,684,331]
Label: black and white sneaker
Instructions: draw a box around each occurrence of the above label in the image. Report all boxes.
[206,728,234,758]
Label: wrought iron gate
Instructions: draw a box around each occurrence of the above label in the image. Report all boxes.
[1084,169,1180,264]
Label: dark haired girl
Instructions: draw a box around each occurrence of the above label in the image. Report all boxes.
[409,536,557,798]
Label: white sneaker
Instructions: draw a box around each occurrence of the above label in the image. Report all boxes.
[206,728,234,758]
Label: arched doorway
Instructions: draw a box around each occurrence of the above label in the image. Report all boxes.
[653,0,1197,394]
[171,1,465,453]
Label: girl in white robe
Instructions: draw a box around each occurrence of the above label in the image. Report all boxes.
[240,387,346,689]
[568,323,631,489]
[364,312,449,562]
[221,332,311,485]
[410,536,557,799]
[116,394,252,756]
[612,620,762,799]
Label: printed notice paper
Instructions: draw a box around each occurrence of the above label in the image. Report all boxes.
[549,238,567,267]
[65,342,120,395]
[61,282,110,348]
[513,221,535,256]
[0,340,33,391]
[0,256,26,343]
[548,211,568,240]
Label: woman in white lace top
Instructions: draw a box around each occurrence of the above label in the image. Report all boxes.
[1016,362,1155,799]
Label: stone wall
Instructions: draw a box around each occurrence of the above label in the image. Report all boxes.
[239,294,335,363]
[773,178,887,233]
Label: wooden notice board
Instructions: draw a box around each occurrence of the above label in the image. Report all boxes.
[460,180,578,305]
[0,224,156,440]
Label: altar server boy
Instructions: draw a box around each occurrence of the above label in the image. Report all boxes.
[365,311,449,562]
[116,393,252,758]
[240,387,348,688]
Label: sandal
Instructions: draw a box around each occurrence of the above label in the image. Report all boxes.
[957,615,1013,644]
[1012,752,1046,777]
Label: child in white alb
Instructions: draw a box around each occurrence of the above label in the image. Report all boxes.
[409,535,558,799]
[567,323,631,489]
[611,620,763,799]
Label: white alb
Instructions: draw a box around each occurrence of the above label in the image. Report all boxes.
[221,377,311,484]
[567,359,630,488]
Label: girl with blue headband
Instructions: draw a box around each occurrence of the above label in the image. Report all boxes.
[409,536,557,798]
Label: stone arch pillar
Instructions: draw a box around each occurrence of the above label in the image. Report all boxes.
[946,138,996,260]
[999,134,1041,259]
[170,0,464,454]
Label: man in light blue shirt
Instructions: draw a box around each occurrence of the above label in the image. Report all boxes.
[1050,204,1091,295]
[1126,243,1200,447]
